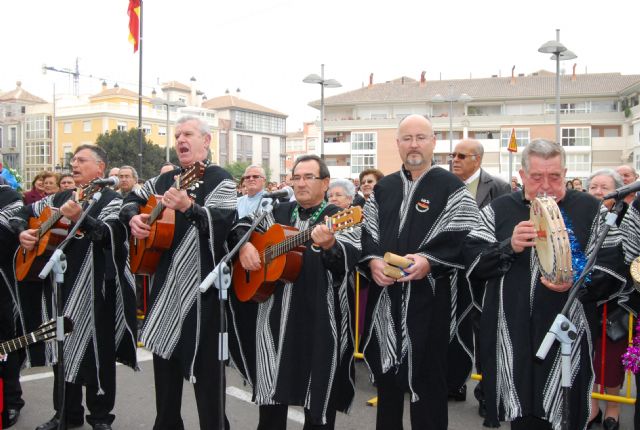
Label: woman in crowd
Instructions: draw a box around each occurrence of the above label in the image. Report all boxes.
[587,169,626,430]
[327,178,355,209]
[356,168,384,207]
[42,172,59,195]
[23,171,46,204]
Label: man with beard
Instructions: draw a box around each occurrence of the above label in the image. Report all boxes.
[229,154,360,429]
[360,115,480,429]
[121,115,237,430]
[13,144,137,430]
[464,139,626,429]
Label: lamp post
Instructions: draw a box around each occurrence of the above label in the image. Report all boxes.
[538,29,577,144]
[151,92,185,162]
[303,64,341,159]
[431,84,473,169]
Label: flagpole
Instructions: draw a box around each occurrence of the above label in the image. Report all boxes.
[137,0,144,177]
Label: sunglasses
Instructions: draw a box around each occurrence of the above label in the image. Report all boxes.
[448,152,478,160]
[361,179,375,185]
[242,175,264,180]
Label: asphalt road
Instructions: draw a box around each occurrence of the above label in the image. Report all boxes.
[11,349,637,429]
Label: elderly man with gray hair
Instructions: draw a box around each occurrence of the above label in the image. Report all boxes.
[327,178,355,209]
[237,164,267,218]
[464,139,626,429]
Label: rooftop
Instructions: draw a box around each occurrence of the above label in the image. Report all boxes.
[203,94,286,117]
[314,72,640,107]
[0,81,47,104]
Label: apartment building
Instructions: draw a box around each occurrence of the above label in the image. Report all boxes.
[306,71,640,181]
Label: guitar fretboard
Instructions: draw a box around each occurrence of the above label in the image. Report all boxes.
[266,228,314,260]
[0,330,43,355]
[38,210,64,238]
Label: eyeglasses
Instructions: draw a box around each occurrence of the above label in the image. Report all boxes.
[400,134,432,143]
[242,174,264,181]
[448,152,478,160]
[291,174,323,183]
[361,179,375,185]
[70,156,99,164]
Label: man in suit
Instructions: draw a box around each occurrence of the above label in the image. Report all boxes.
[448,138,510,426]
[451,139,510,209]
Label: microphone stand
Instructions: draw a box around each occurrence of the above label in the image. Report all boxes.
[198,197,276,430]
[38,192,102,430]
[535,198,625,430]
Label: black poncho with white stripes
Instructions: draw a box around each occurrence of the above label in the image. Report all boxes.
[464,189,626,430]
[360,165,480,416]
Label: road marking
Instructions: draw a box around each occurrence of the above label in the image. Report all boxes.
[226,386,305,424]
[20,348,154,382]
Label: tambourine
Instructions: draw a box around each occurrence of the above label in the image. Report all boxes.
[530,196,573,284]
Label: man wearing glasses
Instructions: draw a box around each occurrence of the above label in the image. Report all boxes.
[229,154,361,429]
[447,139,510,424]
[237,165,267,218]
[361,115,480,429]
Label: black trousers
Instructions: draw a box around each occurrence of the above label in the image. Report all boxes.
[510,416,552,429]
[151,334,229,430]
[2,351,24,412]
[257,404,337,430]
[375,371,447,430]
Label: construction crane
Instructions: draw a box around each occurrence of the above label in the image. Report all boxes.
[42,58,81,96]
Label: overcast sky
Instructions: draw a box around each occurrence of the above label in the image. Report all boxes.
[2,0,638,132]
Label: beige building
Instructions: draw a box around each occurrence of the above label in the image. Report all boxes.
[305,71,640,181]
[203,94,287,181]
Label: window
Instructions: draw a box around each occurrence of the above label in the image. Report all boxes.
[83,120,92,132]
[472,130,499,140]
[351,154,376,174]
[566,153,590,171]
[604,127,620,138]
[351,132,376,151]
[500,153,523,173]
[158,126,167,136]
[9,126,17,148]
[501,129,529,148]
[0,126,3,148]
[233,111,285,135]
[262,137,270,167]
[142,124,152,135]
[468,105,502,116]
[64,122,72,133]
[237,134,253,162]
[561,127,590,147]
[545,102,590,114]
[117,122,127,132]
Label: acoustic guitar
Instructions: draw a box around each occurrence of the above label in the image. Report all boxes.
[130,162,205,274]
[233,206,362,303]
[15,184,103,282]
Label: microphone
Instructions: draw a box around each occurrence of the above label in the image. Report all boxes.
[602,181,640,200]
[91,176,120,187]
[262,186,293,200]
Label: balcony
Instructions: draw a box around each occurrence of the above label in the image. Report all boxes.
[324,140,350,155]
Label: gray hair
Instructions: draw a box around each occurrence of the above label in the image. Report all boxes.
[119,165,139,180]
[588,169,623,189]
[521,139,565,172]
[176,115,211,135]
[328,178,355,198]
[243,164,266,178]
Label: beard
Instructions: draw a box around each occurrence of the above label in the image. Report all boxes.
[405,153,425,167]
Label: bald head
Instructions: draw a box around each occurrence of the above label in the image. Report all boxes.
[616,165,638,185]
[451,139,483,181]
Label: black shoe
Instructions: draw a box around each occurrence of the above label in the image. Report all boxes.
[4,408,20,428]
[587,409,602,429]
[603,417,619,430]
[448,384,467,401]
[478,398,487,417]
[92,423,113,430]
[35,416,84,430]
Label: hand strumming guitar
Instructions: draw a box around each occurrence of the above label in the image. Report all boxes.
[239,243,261,271]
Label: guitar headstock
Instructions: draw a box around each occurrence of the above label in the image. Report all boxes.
[75,183,102,203]
[326,206,363,232]
[179,161,206,198]
[34,316,74,343]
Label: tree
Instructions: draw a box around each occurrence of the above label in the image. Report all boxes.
[224,161,250,182]
[96,128,179,180]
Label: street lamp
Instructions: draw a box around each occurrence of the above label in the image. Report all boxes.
[303,64,341,159]
[431,84,473,169]
[151,91,186,162]
[538,29,577,144]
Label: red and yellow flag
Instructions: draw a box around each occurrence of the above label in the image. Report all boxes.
[507,128,518,153]
[128,0,140,53]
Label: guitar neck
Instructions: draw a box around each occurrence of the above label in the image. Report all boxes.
[147,201,165,225]
[0,331,38,355]
[38,210,64,238]
[269,228,314,259]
